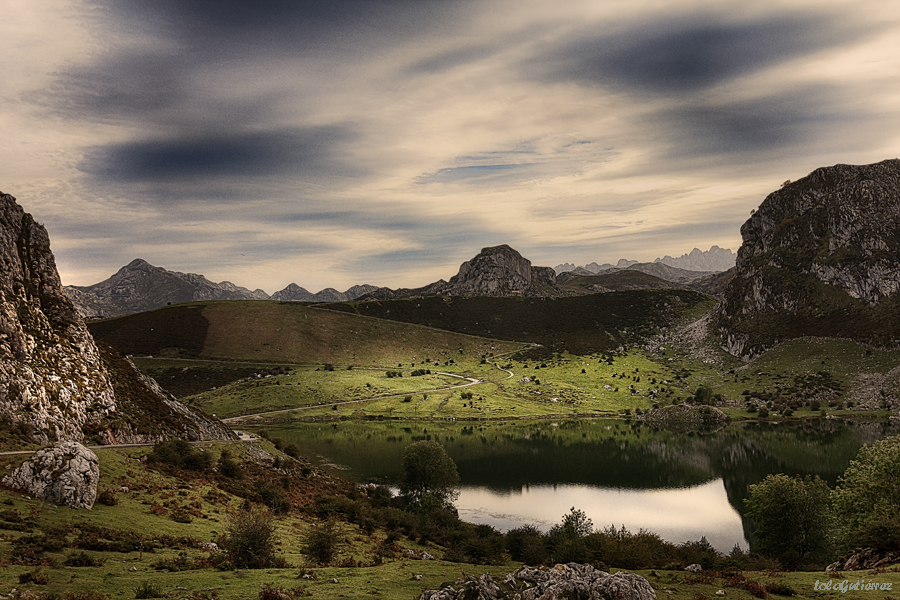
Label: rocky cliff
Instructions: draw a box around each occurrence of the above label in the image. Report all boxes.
[716,159,900,358]
[1,192,231,444]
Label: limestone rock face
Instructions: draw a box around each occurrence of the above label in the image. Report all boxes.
[1,192,232,444]
[716,159,900,358]
[2,441,100,509]
[0,193,117,443]
[449,244,537,295]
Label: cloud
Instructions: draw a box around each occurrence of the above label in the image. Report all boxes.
[529,11,867,95]
[80,126,361,183]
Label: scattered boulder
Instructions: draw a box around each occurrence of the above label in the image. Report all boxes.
[2,441,99,509]
[419,563,656,600]
[685,564,703,573]
[827,548,900,572]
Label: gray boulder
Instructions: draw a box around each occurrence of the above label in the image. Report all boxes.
[420,563,656,600]
[2,441,100,508]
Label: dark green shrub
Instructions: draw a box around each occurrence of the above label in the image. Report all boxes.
[148,439,212,473]
[19,568,49,585]
[134,581,166,599]
[301,519,344,566]
[96,488,119,506]
[217,505,283,569]
[64,551,106,567]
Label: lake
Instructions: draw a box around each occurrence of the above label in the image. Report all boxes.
[256,417,897,552]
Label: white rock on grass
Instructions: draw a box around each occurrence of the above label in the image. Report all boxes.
[2,441,99,509]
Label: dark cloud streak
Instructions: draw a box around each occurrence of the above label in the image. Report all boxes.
[80,126,360,182]
[531,13,865,94]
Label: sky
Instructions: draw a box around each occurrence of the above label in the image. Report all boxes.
[3,0,900,294]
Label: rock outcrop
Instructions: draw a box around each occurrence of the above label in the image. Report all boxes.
[420,563,656,600]
[827,548,900,572]
[1,192,232,444]
[638,403,729,432]
[716,159,900,358]
[1,193,117,443]
[363,245,565,300]
[2,441,99,509]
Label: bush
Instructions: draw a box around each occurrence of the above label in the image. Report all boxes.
[64,551,106,567]
[134,581,166,599]
[218,450,244,479]
[300,519,344,566]
[96,488,119,506]
[148,439,213,473]
[217,505,283,569]
[19,568,49,585]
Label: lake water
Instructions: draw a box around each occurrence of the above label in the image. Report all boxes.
[257,417,897,552]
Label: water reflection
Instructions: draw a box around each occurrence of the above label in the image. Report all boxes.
[259,418,897,552]
[457,480,746,552]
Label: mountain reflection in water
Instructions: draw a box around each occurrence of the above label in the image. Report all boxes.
[261,418,898,552]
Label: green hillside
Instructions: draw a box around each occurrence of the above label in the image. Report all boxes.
[88,301,525,365]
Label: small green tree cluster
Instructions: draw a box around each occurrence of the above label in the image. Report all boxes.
[744,433,900,568]
[832,435,900,552]
[744,474,832,569]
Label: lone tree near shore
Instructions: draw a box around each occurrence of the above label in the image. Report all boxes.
[400,440,460,509]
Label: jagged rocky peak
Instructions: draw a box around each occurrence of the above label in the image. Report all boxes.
[448,244,554,296]
[0,192,117,442]
[655,246,736,272]
[716,159,900,358]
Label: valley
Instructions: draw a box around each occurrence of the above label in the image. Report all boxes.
[6,160,900,599]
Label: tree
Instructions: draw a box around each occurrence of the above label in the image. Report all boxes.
[400,440,460,508]
[831,435,900,552]
[744,474,831,568]
[548,507,593,563]
[550,507,594,538]
[217,504,282,569]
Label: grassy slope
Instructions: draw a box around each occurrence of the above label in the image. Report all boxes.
[89,301,526,365]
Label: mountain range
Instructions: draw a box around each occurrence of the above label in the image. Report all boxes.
[64,259,379,318]
[554,246,736,274]
[64,245,732,318]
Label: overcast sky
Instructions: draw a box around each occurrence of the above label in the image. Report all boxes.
[3,0,899,293]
